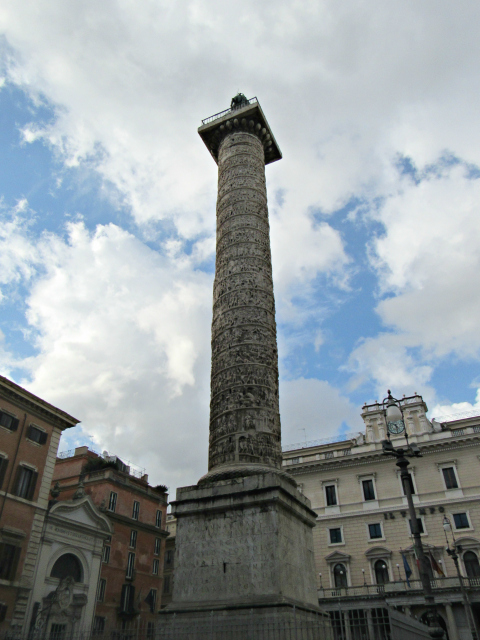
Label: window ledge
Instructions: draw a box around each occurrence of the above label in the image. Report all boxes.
[26,439,44,448]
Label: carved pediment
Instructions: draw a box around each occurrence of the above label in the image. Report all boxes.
[325,551,351,563]
[49,496,112,534]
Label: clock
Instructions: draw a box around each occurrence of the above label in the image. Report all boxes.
[387,419,405,435]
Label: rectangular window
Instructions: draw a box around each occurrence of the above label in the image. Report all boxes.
[108,491,117,512]
[129,530,137,549]
[153,558,159,575]
[156,510,162,528]
[163,576,170,594]
[147,622,155,639]
[453,513,470,529]
[132,501,140,520]
[126,552,135,579]
[154,538,161,556]
[97,579,106,602]
[442,467,459,489]
[148,590,157,613]
[93,617,105,636]
[0,411,19,432]
[120,584,135,614]
[329,528,343,544]
[0,456,8,490]
[369,523,383,539]
[102,545,110,564]
[13,466,38,500]
[402,474,416,495]
[409,518,425,534]
[325,485,337,506]
[26,425,48,445]
[362,479,376,501]
[0,603,7,623]
[165,549,173,566]
[0,543,21,580]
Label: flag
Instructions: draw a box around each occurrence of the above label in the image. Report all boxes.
[401,553,412,587]
[413,547,421,570]
[429,552,445,577]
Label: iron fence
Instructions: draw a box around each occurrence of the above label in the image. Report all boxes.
[2,607,432,640]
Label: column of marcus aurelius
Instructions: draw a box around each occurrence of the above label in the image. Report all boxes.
[203,93,282,481]
[160,95,326,637]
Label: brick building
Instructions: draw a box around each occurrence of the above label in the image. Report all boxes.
[282,395,480,640]
[52,447,169,632]
[0,375,79,633]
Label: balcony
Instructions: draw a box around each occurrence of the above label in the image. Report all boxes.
[319,576,480,599]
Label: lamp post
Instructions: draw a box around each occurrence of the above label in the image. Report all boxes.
[443,516,479,640]
[381,391,443,639]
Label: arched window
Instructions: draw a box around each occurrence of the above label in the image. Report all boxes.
[464,551,480,577]
[333,563,348,588]
[50,553,83,583]
[374,559,389,584]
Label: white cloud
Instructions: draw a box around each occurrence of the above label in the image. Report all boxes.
[348,163,480,400]
[280,378,363,447]
[2,216,213,488]
[430,386,480,421]
[1,1,480,486]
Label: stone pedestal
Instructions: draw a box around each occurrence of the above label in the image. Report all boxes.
[160,471,328,638]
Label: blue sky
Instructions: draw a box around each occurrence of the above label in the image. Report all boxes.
[1,1,480,490]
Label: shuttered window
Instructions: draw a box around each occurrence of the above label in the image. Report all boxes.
[0,543,21,580]
[13,466,38,500]
[0,456,8,490]
[27,426,48,445]
[0,411,19,432]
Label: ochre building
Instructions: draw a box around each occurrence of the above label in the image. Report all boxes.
[283,394,480,640]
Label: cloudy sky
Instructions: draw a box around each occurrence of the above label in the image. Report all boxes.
[1,1,480,491]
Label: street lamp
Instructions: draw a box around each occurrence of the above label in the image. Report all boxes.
[443,516,479,640]
[381,390,443,639]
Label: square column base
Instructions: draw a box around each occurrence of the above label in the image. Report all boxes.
[166,471,321,610]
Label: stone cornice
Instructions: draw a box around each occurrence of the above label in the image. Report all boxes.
[0,374,79,430]
[285,435,480,476]
[198,101,282,166]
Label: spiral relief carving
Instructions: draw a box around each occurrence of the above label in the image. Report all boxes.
[208,130,282,472]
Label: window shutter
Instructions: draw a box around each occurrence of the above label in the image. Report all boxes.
[27,425,34,440]
[13,466,23,497]
[0,458,8,490]
[10,417,19,432]
[120,584,127,611]
[26,471,38,501]
[10,546,21,581]
[128,585,135,612]
[39,431,48,445]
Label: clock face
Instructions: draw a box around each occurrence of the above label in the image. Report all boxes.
[387,419,405,435]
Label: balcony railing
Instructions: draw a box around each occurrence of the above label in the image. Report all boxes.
[319,576,480,598]
[201,97,258,126]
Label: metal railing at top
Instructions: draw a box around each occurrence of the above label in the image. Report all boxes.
[282,432,362,452]
[57,449,146,479]
[319,575,480,598]
[201,97,258,126]
[431,409,480,423]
